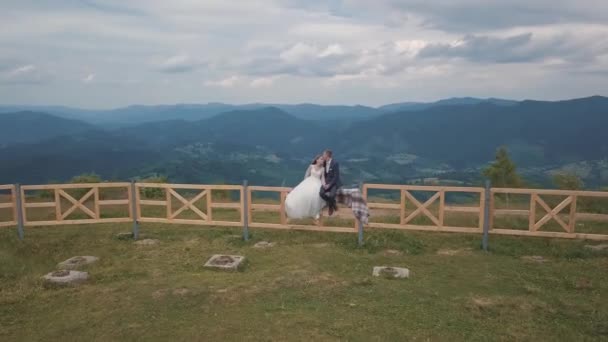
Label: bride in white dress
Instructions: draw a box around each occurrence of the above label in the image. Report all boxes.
[285,155,326,220]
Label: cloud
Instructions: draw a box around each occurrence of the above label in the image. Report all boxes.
[0,64,53,85]
[418,31,608,64]
[82,73,96,83]
[250,77,276,88]
[0,0,606,107]
[205,76,241,88]
[155,54,202,73]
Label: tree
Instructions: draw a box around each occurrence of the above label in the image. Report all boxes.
[483,147,522,206]
[552,172,584,190]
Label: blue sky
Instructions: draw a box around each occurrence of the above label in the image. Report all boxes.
[1,0,607,108]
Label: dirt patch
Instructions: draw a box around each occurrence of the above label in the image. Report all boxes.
[383,249,403,256]
[135,239,160,246]
[472,297,497,308]
[436,248,472,256]
[521,255,549,263]
[575,278,593,290]
[173,288,191,296]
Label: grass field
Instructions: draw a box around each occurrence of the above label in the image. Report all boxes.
[1,221,608,341]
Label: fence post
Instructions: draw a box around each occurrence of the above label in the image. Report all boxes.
[242,180,249,241]
[482,180,491,251]
[15,184,24,241]
[357,182,364,247]
[130,180,139,240]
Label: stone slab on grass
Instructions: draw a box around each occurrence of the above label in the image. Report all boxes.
[372,266,410,279]
[134,239,160,246]
[253,241,275,249]
[57,256,99,270]
[204,255,246,271]
[585,244,608,251]
[43,270,89,286]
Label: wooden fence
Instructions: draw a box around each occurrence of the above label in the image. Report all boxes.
[1,182,607,241]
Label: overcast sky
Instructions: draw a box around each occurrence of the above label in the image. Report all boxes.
[1,0,607,108]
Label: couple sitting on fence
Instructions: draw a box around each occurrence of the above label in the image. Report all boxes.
[284,150,369,225]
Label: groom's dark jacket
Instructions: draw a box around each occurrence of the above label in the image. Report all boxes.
[324,159,342,190]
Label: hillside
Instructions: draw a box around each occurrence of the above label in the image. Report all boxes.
[0,111,95,145]
[0,96,607,187]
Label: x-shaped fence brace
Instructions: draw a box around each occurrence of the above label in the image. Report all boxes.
[531,194,573,232]
[58,188,96,220]
[402,190,441,226]
[168,189,208,220]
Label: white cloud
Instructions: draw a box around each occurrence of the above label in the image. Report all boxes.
[205,76,241,88]
[82,73,96,83]
[250,77,276,88]
[0,0,606,107]
[155,54,201,73]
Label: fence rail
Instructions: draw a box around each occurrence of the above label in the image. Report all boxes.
[1,182,607,241]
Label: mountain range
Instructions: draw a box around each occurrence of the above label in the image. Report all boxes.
[0,96,607,188]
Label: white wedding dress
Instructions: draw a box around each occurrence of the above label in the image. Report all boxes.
[285,166,326,219]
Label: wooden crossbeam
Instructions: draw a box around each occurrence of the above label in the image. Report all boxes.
[59,189,96,220]
[169,189,208,220]
[403,191,440,226]
[533,195,572,232]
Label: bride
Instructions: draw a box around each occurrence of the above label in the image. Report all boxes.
[285,155,326,220]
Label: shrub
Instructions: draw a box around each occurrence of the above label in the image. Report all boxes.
[139,175,168,199]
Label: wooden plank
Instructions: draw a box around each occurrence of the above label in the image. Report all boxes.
[11,186,17,225]
[249,222,355,233]
[24,202,58,208]
[94,187,100,219]
[494,209,529,216]
[0,221,17,227]
[0,184,15,190]
[364,184,484,193]
[438,190,445,228]
[487,228,608,241]
[59,189,96,220]
[206,189,212,222]
[24,217,132,226]
[248,186,292,192]
[478,190,485,230]
[568,195,577,233]
[280,191,287,225]
[211,202,241,209]
[54,188,62,221]
[138,217,241,227]
[576,213,608,222]
[368,203,401,209]
[166,188,172,220]
[139,200,167,206]
[529,193,537,231]
[239,188,245,224]
[400,189,406,225]
[21,183,129,190]
[363,184,405,190]
[251,204,281,210]
[492,187,608,198]
[444,206,480,213]
[367,222,480,233]
[20,187,27,224]
[403,191,441,226]
[488,193,494,230]
[98,200,129,206]
[0,203,14,209]
[247,189,252,225]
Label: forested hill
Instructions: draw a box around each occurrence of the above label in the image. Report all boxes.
[0,96,607,187]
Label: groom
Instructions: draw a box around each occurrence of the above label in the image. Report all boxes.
[320,149,342,216]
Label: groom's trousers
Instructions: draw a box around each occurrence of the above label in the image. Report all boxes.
[319,186,339,210]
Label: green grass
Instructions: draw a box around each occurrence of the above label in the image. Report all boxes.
[1,222,608,341]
